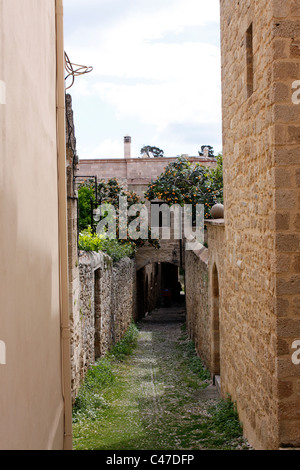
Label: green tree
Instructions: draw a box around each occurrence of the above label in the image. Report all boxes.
[78,178,159,250]
[144,155,223,220]
[78,185,95,231]
[140,146,164,158]
[198,145,215,158]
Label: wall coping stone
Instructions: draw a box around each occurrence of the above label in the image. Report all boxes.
[79,250,111,271]
[205,219,225,227]
[79,250,134,272]
[79,156,216,164]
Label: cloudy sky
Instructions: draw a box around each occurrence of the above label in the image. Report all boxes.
[63,0,222,159]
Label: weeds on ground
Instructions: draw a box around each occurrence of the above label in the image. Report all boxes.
[72,321,249,450]
[108,322,139,361]
[208,396,243,440]
[72,358,113,422]
[178,324,211,383]
[199,395,249,450]
[185,340,210,381]
[73,322,139,423]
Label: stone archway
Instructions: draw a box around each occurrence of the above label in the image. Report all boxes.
[135,239,183,272]
[136,259,185,319]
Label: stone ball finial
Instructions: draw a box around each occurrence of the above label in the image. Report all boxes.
[210,203,224,219]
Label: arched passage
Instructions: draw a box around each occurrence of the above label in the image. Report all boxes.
[136,262,185,319]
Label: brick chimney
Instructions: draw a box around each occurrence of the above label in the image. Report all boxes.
[124,135,131,158]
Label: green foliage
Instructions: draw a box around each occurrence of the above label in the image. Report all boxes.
[198,145,215,158]
[72,322,139,423]
[78,227,136,262]
[208,395,243,440]
[85,359,115,389]
[78,178,142,233]
[78,227,105,252]
[184,340,211,382]
[73,358,114,422]
[78,185,95,231]
[144,154,223,219]
[101,239,136,262]
[108,322,139,361]
[141,145,164,158]
[77,177,159,251]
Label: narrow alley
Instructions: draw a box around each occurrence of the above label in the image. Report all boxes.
[72,306,250,451]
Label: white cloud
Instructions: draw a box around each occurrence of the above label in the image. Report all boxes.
[78,138,124,159]
[76,40,221,131]
[64,0,222,158]
[102,0,219,43]
[68,0,219,79]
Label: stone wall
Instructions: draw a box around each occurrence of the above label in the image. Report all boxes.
[220,0,280,450]
[70,251,137,402]
[220,0,300,449]
[65,94,137,403]
[185,221,225,377]
[185,247,210,369]
[77,157,216,195]
[112,258,137,344]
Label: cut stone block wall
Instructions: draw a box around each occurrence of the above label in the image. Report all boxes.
[185,247,210,370]
[77,157,216,193]
[220,0,300,450]
[185,222,225,377]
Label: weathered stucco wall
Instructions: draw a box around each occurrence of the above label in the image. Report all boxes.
[0,0,70,450]
[70,251,137,401]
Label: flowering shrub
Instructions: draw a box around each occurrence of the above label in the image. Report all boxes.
[144,155,223,219]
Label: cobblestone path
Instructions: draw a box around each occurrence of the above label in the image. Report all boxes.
[73,306,249,450]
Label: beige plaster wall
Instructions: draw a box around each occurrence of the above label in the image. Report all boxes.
[0,0,67,449]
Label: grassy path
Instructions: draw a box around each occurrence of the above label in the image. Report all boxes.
[72,307,250,450]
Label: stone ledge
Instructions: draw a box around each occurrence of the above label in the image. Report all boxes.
[185,235,209,264]
[205,218,225,227]
[193,246,209,265]
[79,250,112,270]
